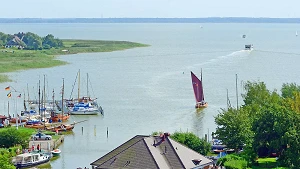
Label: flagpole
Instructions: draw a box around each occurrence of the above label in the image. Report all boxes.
[15,97,18,130]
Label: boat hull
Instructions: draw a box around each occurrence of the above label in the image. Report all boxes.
[51,149,61,156]
[195,102,208,109]
[70,110,99,115]
[47,124,74,132]
[14,155,50,169]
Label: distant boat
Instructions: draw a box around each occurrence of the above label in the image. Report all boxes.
[242,34,246,38]
[296,31,298,37]
[191,70,208,109]
[245,44,253,50]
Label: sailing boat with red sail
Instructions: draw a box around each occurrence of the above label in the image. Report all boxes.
[191,70,208,108]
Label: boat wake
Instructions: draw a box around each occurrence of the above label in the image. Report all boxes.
[191,50,251,68]
[145,50,251,99]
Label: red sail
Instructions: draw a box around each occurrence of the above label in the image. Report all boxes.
[191,71,204,103]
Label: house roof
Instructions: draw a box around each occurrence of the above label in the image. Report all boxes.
[0,115,7,119]
[90,134,213,169]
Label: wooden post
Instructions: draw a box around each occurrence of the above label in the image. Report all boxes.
[106,127,108,138]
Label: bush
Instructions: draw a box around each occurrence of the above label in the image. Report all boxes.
[224,159,249,169]
[170,131,211,155]
[0,128,34,148]
[217,154,243,166]
[71,43,91,47]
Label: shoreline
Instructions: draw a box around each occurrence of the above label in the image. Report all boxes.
[0,39,149,82]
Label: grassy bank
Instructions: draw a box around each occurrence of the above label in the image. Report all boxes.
[0,39,149,82]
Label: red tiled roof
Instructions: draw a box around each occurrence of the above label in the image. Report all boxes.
[0,115,7,119]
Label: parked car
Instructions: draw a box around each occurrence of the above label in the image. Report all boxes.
[0,123,4,128]
[32,133,52,140]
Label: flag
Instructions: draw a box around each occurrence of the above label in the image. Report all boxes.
[17,94,21,98]
[5,86,10,90]
[7,92,11,98]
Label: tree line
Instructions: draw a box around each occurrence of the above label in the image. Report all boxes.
[0,32,63,50]
[215,81,300,168]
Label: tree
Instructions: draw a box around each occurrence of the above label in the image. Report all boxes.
[281,83,300,99]
[0,154,15,169]
[22,32,42,50]
[215,108,253,153]
[170,131,211,155]
[0,128,30,148]
[0,32,8,45]
[42,34,64,48]
[281,83,300,113]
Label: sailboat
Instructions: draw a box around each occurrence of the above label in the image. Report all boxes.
[191,70,208,109]
[67,70,104,115]
[50,78,70,123]
[296,31,298,37]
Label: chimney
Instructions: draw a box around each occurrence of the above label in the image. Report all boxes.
[192,159,202,165]
[160,133,165,141]
[153,140,156,147]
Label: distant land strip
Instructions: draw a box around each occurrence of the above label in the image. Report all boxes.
[1,18,300,23]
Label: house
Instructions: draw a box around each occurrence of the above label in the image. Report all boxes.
[6,36,25,48]
[90,133,214,169]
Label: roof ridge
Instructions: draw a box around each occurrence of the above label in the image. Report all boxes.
[90,135,150,166]
[165,137,186,169]
[142,138,160,169]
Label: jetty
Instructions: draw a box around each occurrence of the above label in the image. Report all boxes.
[29,135,64,151]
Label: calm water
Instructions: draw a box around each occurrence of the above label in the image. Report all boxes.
[1,23,300,168]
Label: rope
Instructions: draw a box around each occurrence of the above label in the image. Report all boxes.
[69,72,78,99]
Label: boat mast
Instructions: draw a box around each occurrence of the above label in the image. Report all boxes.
[62,78,64,122]
[8,101,9,117]
[227,89,231,109]
[87,73,89,97]
[43,74,46,125]
[43,75,46,110]
[236,74,239,110]
[52,89,55,111]
[27,83,30,103]
[201,68,204,102]
[23,91,27,111]
[78,69,80,101]
[38,80,41,116]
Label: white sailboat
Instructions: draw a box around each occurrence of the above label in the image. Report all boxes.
[67,70,104,115]
[296,31,298,37]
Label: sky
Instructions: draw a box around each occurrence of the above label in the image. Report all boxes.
[0,0,299,18]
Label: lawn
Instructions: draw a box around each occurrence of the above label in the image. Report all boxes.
[251,158,289,169]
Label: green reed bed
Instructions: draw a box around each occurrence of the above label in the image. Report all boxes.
[0,39,148,82]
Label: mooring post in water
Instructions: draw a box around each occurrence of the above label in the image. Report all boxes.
[107,127,109,138]
[82,127,83,134]
[94,125,96,136]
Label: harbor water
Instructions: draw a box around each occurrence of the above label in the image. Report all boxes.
[1,23,300,168]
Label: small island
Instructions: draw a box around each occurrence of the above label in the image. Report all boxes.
[0,32,149,82]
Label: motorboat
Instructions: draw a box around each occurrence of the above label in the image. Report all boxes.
[51,149,61,156]
[245,44,253,50]
[12,152,51,169]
